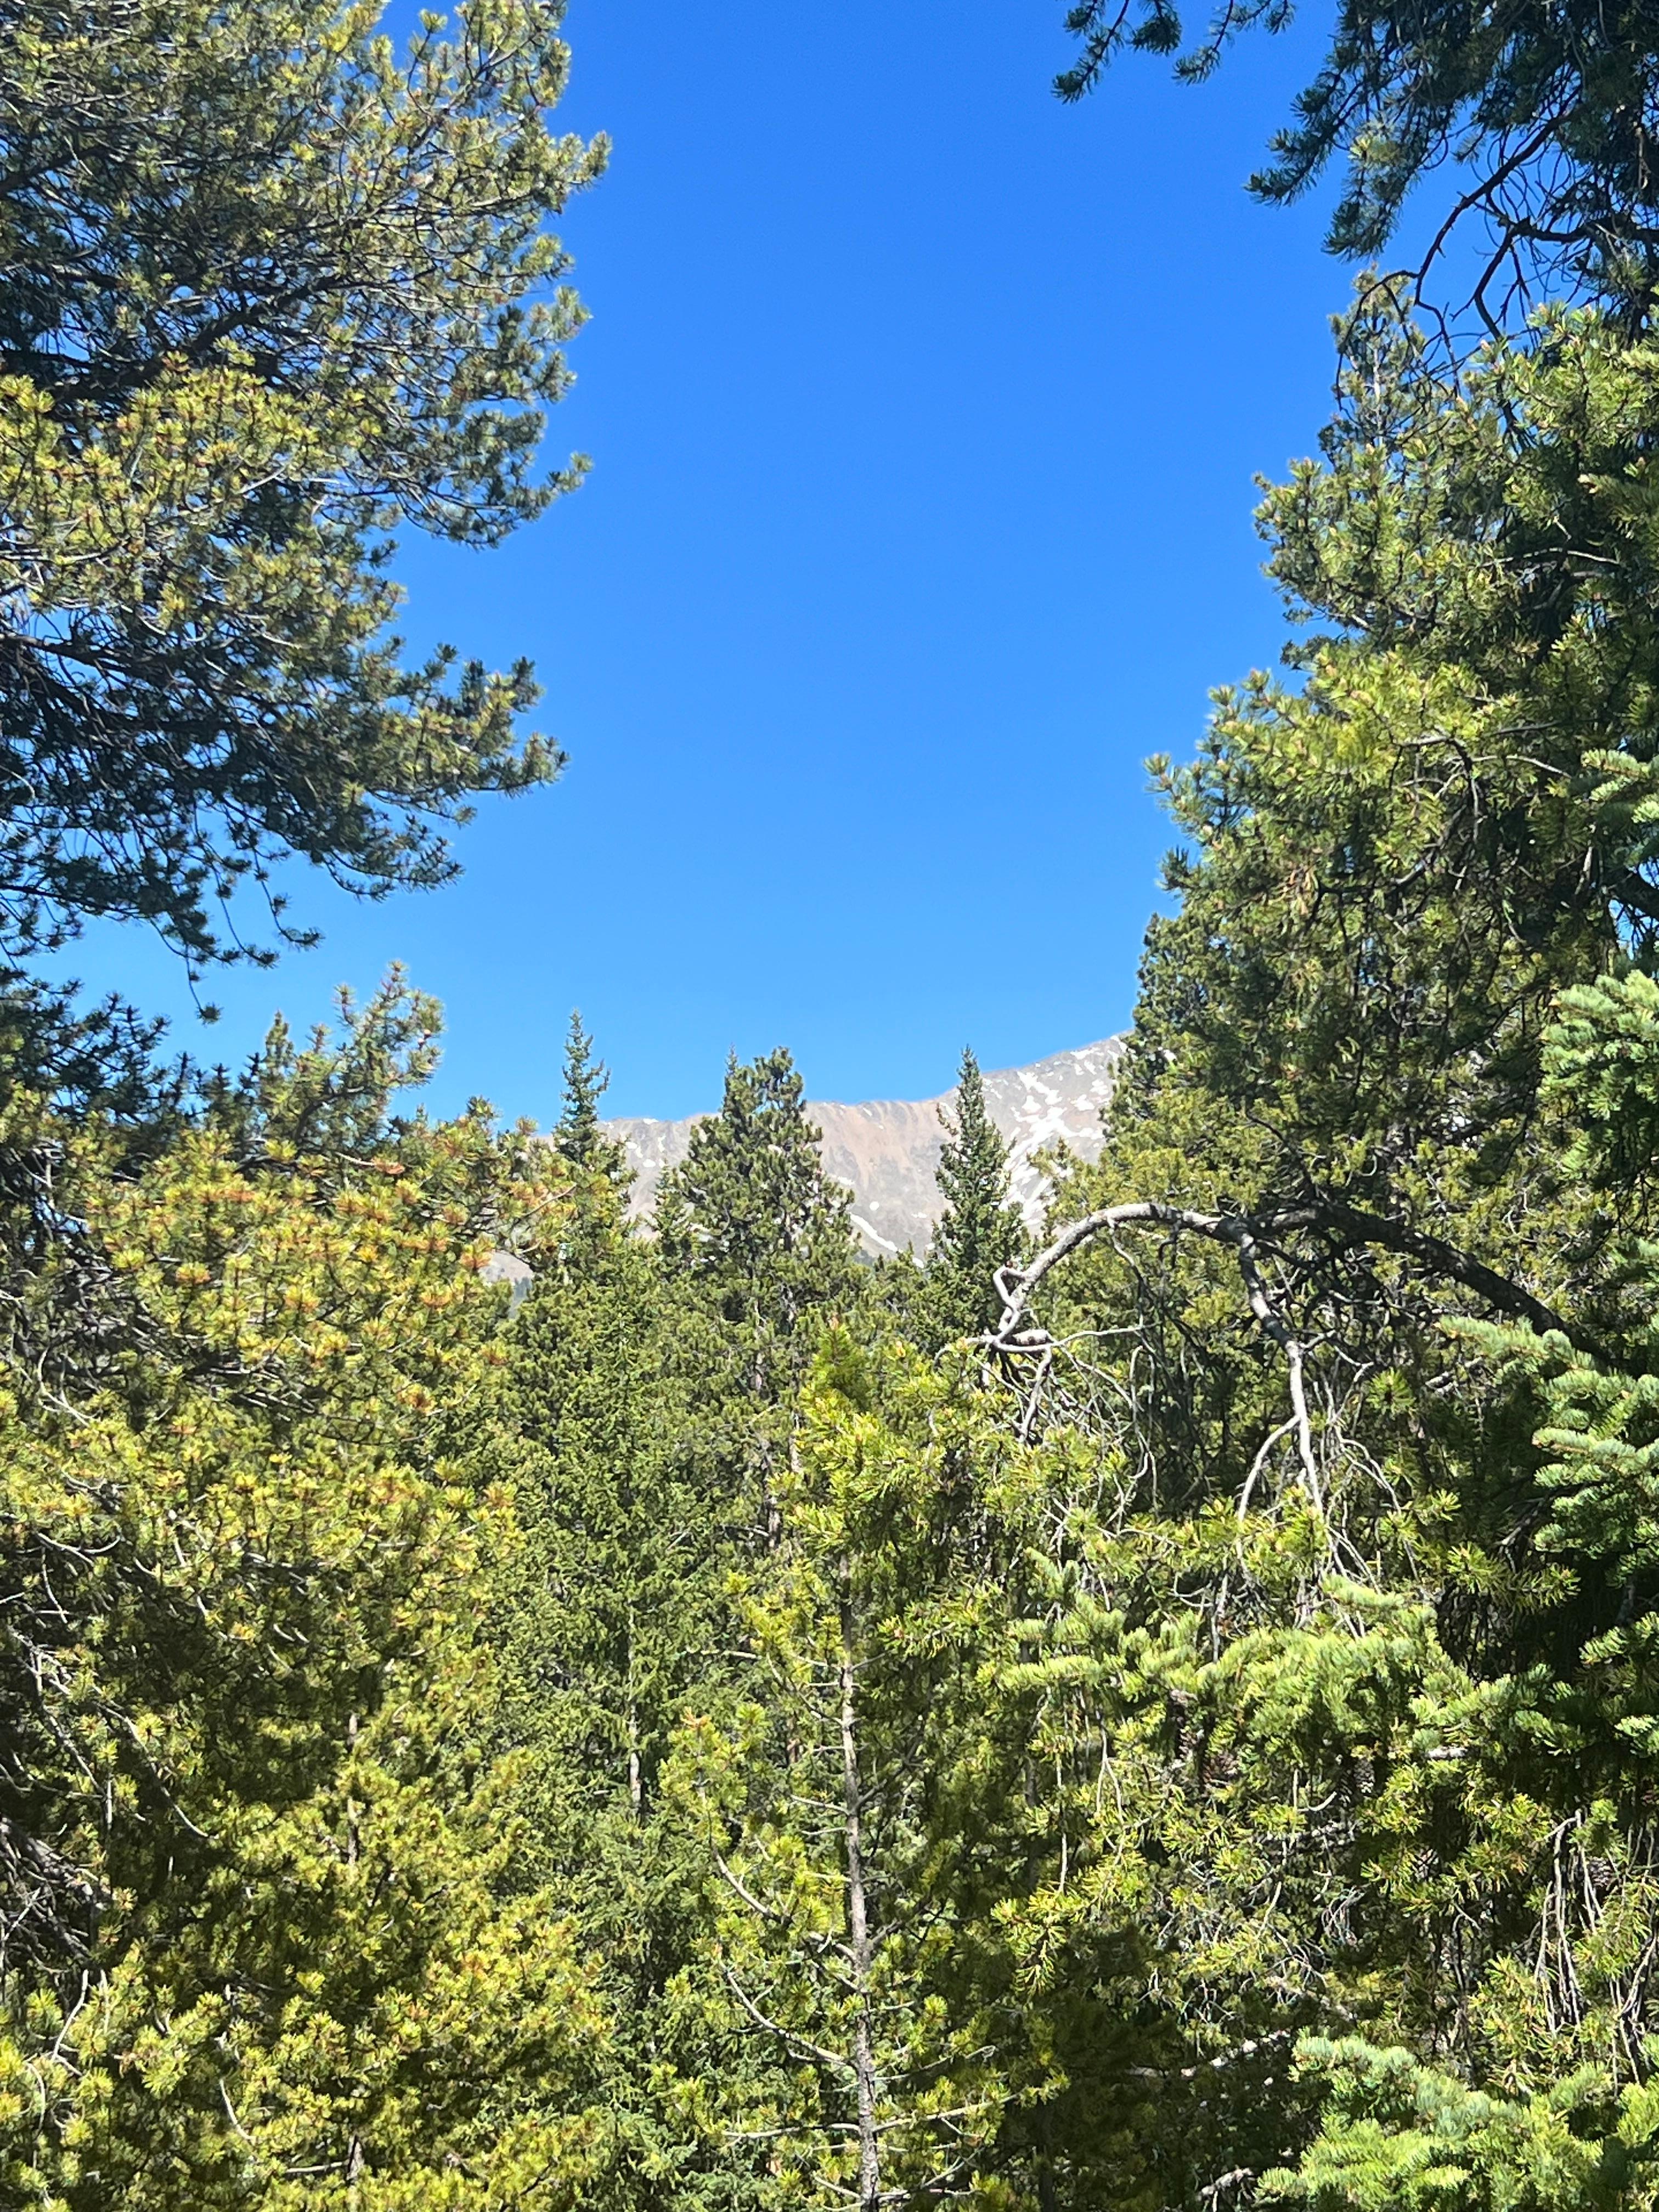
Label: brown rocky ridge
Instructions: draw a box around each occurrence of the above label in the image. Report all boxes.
[607,1037,1125,1259]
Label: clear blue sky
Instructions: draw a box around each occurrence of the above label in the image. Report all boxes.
[63,1,1406,1121]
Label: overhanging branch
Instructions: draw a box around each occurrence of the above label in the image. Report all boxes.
[989,1198,1603,1367]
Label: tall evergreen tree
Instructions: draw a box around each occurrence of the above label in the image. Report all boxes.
[946,298,1659,2207]
[551,1009,630,1257]
[491,1051,871,2203]
[0,0,603,982]
[500,1222,742,2197]
[666,1336,1046,2212]
[658,1049,864,1544]
[919,1047,1026,1347]
[659,1048,862,1355]
[556,1011,623,1174]
[498,1045,869,2208]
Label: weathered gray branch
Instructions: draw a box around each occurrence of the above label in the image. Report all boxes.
[988,1197,1603,1415]
[718,1960,852,2078]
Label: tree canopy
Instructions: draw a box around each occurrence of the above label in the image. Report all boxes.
[18,0,1659,2204]
[1054,0,1659,310]
[0,0,602,979]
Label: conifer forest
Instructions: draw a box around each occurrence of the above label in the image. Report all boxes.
[13,1,1659,2205]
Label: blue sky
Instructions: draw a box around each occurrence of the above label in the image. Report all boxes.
[67,1,1392,1121]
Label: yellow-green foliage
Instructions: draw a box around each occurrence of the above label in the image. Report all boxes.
[0,981,605,2208]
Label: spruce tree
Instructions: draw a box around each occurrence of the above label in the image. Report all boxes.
[555,1011,624,1175]
[659,1048,862,1352]
[501,1223,736,2006]
[497,1046,871,2207]
[658,1049,864,1543]
[551,1009,630,1257]
[920,1047,1026,1347]
[654,1044,862,1442]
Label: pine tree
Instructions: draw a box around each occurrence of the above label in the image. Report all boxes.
[499,1043,870,2208]
[666,1336,1044,2211]
[658,1048,864,1545]
[495,1052,872,2204]
[0,0,604,980]
[919,1047,1026,1347]
[1054,0,1659,316]
[1260,2038,1659,2210]
[952,298,1659,2205]
[0,980,608,2207]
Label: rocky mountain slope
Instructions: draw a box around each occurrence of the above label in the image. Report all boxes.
[608,1037,1125,1258]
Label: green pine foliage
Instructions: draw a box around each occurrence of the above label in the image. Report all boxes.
[664,1335,1040,2210]
[556,1013,627,1178]
[551,1011,631,1256]
[0,5,622,2196]
[658,1048,865,1544]
[498,1215,742,2203]
[956,297,1659,2205]
[494,1047,873,2205]
[24,0,1659,2202]
[0,0,602,979]
[918,1047,1026,1348]
[0,980,608,2207]
[658,1048,862,1356]
[1260,2040,1659,2212]
[1054,0,1659,303]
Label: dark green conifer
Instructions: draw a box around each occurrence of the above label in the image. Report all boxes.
[919,1047,1026,1347]
[504,1231,723,1853]
[500,1048,868,2204]
[658,1045,864,1550]
[659,1047,862,1379]
[549,1009,629,1260]
[555,1011,621,1172]
[501,1164,743,2202]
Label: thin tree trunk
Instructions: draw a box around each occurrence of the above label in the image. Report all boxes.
[626,1622,644,1816]
[839,1575,881,2212]
[755,1345,783,1553]
[1036,2104,1059,2212]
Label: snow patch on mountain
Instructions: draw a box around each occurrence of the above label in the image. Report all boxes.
[606,1037,1125,1260]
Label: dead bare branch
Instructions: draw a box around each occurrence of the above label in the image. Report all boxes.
[989,1198,1599,1362]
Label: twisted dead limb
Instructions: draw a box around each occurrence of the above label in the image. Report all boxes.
[994,1199,1597,1354]
[985,1198,1603,1477]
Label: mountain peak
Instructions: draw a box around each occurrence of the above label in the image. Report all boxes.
[606,1037,1125,1257]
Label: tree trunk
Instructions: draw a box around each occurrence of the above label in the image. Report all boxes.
[626,1625,644,1816]
[755,1347,783,1554]
[839,1576,881,2212]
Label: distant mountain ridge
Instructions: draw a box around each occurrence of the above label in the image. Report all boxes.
[607,1038,1126,1259]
